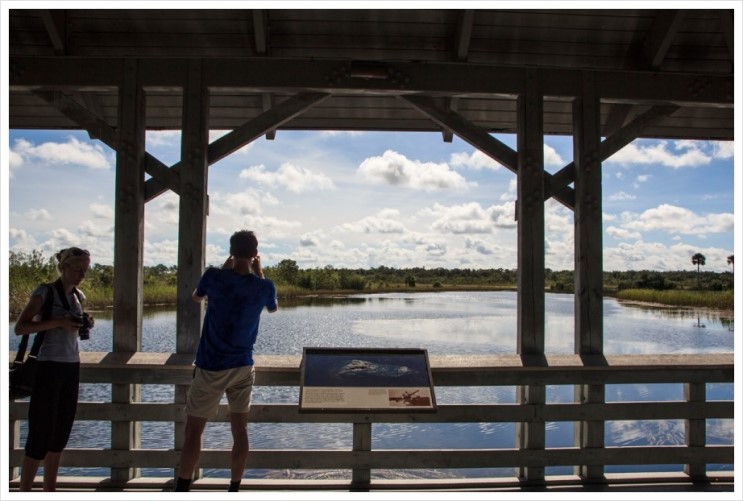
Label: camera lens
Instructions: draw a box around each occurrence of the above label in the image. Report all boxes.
[79,313,90,340]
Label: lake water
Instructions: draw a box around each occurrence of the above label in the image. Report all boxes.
[8,291,735,479]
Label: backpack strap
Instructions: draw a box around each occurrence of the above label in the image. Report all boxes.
[14,282,56,364]
[53,279,85,314]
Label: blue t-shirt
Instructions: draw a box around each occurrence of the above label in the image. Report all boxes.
[194,267,277,371]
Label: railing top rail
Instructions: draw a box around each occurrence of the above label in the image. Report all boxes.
[9,351,734,386]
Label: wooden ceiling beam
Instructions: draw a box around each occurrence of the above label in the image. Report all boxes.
[605,10,685,136]
[401,94,575,211]
[10,57,732,107]
[455,10,474,62]
[641,10,686,69]
[441,11,475,142]
[39,10,67,55]
[33,90,182,196]
[717,10,734,62]
[262,93,277,140]
[252,10,268,55]
[144,92,330,201]
[442,97,458,143]
[547,104,680,199]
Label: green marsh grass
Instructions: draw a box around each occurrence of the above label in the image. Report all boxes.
[613,289,733,311]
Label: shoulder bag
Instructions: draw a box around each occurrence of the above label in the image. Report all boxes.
[9,282,55,399]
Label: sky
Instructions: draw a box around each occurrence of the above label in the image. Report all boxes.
[1,0,740,275]
[4,128,737,273]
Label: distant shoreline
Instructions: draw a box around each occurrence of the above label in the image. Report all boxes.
[9,286,732,320]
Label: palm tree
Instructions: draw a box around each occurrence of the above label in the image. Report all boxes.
[727,255,734,270]
[691,253,706,290]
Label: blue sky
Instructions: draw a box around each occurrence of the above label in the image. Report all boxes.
[5,128,736,272]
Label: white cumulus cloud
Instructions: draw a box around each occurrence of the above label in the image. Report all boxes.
[339,209,407,234]
[240,162,335,193]
[605,140,711,168]
[359,150,473,191]
[11,136,112,170]
[606,226,642,240]
[608,191,637,201]
[621,204,734,236]
[423,202,515,234]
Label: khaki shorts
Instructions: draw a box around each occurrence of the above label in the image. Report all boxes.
[185,365,256,419]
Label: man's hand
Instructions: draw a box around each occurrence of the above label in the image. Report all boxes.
[251,256,265,278]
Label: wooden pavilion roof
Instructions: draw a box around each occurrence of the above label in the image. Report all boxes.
[7,8,734,140]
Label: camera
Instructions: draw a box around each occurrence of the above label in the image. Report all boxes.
[78,313,91,340]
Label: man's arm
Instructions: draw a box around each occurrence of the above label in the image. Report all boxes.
[192,289,206,303]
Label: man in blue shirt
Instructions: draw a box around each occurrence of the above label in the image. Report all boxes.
[175,230,278,492]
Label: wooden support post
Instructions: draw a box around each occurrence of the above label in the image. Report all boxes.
[684,383,706,479]
[174,58,210,480]
[515,68,545,484]
[516,69,545,355]
[572,70,605,482]
[111,58,146,483]
[176,60,209,354]
[351,422,372,491]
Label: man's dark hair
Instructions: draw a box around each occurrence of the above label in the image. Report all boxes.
[230,230,258,258]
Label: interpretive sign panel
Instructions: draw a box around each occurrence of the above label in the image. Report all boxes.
[299,347,437,412]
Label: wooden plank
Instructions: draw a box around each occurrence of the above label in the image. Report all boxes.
[10,401,733,425]
[7,471,737,492]
[9,352,733,386]
[8,446,733,470]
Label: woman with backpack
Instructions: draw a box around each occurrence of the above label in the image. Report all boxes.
[13,247,95,491]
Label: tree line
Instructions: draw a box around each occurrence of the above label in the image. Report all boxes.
[9,250,733,315]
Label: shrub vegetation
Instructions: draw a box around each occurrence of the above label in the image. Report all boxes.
[8,251,734,316]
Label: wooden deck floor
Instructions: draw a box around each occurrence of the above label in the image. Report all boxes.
[8,472,735,493]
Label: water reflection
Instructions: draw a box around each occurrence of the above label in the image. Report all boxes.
[616,301,733,329]
[8,291,734,479]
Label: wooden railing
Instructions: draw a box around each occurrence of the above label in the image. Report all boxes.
[8,352,734,491]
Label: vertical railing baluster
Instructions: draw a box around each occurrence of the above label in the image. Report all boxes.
[351,422,372,491]
[684,382,706,479]
[9,417,20,480]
